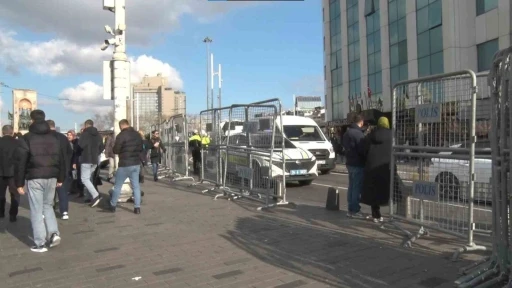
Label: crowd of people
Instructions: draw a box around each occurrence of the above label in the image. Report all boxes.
[0,109,167,253]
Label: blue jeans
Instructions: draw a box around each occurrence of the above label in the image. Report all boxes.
[27,179,59,246]
[152,163,158,178]
[56,175,72,214]
[81,164,99,200]
[347,165,364,213]
[110,165,141,208]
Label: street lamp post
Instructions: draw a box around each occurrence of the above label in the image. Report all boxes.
[102,0,133,202]
[203,37,213,110]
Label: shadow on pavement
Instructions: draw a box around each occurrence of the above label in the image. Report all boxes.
[220,214,470,288]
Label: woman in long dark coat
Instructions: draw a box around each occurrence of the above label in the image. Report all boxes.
[361,117,392,222]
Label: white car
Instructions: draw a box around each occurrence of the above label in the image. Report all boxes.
[205,132,318,187]
[428,141,492,202]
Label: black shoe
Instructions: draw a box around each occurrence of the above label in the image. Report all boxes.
[134,208,140,214]
[109,204,116,213]
[90,196,101,208]
[9,215,16,222]
[141,191,145,197]
[84,199,91,204]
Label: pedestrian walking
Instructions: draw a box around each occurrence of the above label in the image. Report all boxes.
[78,119,104,207]
[47,120,73,220]
[67,130,83,196]
[361,117,392,223]
[149,130,166,181]
[342,114,366,218]
[0,125,21,222]
[188,130,202,176]
[15,110,66,252]
[109,119,143,214]
[104,133,115,182]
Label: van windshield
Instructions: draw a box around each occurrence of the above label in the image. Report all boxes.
[283,125,325,141]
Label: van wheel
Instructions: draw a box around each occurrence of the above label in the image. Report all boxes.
[320,169,330,175]
[298,180,313,186]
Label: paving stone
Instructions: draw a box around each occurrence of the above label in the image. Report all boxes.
[0,177,488,288]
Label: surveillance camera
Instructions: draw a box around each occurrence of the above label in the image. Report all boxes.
[100,42,109,51]
[104,25,114,35]
[105,38,116,45]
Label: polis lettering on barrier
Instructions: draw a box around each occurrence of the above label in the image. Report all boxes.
[414,184,437,197]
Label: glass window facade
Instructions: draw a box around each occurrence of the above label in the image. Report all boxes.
[476,0,498,16]
[366,0,381,100]
[477,39,499,72]
[347,0,361,102]
[389,0,408,88]
[330,0,343,119]
[416,0,443,77]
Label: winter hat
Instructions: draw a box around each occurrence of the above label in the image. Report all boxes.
[377,117,390,129]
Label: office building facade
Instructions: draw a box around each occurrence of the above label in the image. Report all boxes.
[323,0,512,121]
[127,74,186,126]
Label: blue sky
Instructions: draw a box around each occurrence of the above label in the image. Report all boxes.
[0,0,323,131]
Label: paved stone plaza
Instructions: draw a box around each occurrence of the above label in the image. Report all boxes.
[0,178,487,288]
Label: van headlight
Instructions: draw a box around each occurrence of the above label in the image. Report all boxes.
[329,146,334,154]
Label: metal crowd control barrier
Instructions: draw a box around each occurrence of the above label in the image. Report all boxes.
[455,47,512,288]
[195,98,292,210]
[384,70,488,261]
[153,121,170,179]
[167,114,194,182]
[193,106,231,193]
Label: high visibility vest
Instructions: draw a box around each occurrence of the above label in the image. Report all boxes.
[201,136,210,146]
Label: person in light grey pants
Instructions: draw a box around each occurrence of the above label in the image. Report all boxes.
[81,163,99,201]
[27,179,60,247]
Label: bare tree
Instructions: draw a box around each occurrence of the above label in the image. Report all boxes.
[91,109,115,130]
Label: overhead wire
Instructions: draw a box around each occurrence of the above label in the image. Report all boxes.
[0,82,111,105]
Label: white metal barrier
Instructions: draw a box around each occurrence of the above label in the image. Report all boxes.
[455,47,512,288]
[384,70,489,261]
[194,98,295,210]
[167,114,194,182]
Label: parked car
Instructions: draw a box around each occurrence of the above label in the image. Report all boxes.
[428,140,492,202]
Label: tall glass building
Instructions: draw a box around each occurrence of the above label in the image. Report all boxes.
[323,0,512,121]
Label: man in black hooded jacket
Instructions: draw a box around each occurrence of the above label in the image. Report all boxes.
[15,110,66,253]
[78,119,104,208]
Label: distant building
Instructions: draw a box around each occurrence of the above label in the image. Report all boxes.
[127,74,186,126]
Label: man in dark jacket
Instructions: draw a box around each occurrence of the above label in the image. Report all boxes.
[342,114,366,218]
[15,110,66,252]
[0,125,21,222]
[149,130,166,182]
[47,120,73,220]
[188,130,202,176]
[67,130,83,196]
[109,119,143,214]
[78,119,104,208]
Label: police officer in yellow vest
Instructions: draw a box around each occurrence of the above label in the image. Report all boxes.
[188,130,202,175]
[200,130,210,148]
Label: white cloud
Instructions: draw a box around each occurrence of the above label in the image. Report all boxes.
[0,30,183,89]
[0,0,256,46]
[130,55,183,90]
[59,82,111,114]
[59,55,183,114]
[0,29,108,76]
